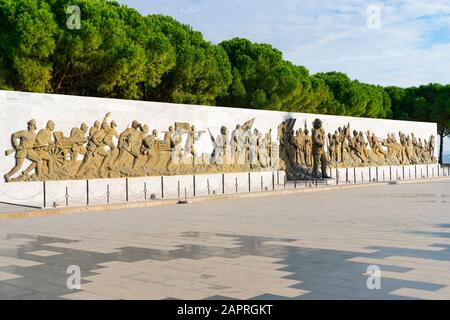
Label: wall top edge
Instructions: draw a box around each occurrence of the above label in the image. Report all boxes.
[0,89,437,126]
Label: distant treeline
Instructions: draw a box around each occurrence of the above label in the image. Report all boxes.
[0,0,449,161]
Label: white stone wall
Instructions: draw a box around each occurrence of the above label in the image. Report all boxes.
[0,90,438,206]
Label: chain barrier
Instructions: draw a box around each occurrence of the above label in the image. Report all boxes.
[0,189,43,201]
[2,166,445,207]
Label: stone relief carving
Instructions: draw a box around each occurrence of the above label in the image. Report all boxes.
[3,114,437,182]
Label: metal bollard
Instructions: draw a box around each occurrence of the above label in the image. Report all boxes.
[125,178,129,202]
[86,180,90,206]
[144,182,147,200]
[43,181,47,208]
[272,172,275,190]
[193,175,196,197]
[65,186,69,207]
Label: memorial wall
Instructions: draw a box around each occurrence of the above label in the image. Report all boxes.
[0,90,438,185]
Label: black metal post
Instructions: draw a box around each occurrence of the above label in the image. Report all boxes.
[346,168,349,184]
[272,172,275,190]
[277,171,279,184]
[426,164,429,177]
[207,179,211,195]
[144,182,147,200]
[43,181,47,208]
[193,175,196,197]
[65,186,69,207]
[415,165,417,179]
[235,177,238,193]
[402,166,405,180]
[86,180,89,206]
[248,172,251,192]
[222,173,225,194]
[376,167,379,182]
[161,176,164,199]
[336,168,339,185]
[294,178,296,189]
[353,167,356,184]
[389,166,392,181]
[369,167,372,182]
[261,176,263,191]
[177,181,180,198]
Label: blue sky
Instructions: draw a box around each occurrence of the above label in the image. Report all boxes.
[118,0,450,153]
[119,0,450,87]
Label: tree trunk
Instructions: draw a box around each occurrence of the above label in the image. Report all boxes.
[439,130,444,164]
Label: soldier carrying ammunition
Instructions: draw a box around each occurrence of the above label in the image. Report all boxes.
[4,119,41,181]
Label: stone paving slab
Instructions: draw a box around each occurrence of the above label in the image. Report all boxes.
[0,180,449,299]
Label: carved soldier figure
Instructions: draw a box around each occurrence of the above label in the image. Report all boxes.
[4,119,41,181]
[23,120,56,176]
[304,127,312,167]
[337,126,345,162]
[186,125,204,164]
[77,121,112,175]
[417,138,424,162]
[248,128,259,168]
[230,124,241,165]
[258,132,269,168]
[69,122,88,162]
[265,129,272,160]
[104,120,119,150]
[114,120,142,166]
[89,120,101,141]
[311,119,329,178]
[327,132,334,161]
[211,126,228,165]
[429,135,435,160]
[141,129,159,162]
[333,130,341,162]
[370,132,387,160]
[294,129,305,166]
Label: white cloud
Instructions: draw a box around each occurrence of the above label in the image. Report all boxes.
[118,0,450,87]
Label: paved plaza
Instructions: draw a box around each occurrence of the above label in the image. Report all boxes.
[0,180,449,299]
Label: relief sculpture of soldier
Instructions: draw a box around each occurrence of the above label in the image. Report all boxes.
[4,119,41,182]
[311,119,330,179]
[3,114,438,182]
